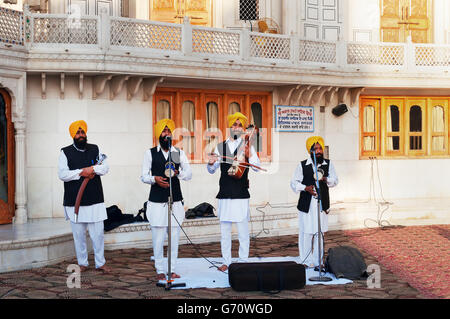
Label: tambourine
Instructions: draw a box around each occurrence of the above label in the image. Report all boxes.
[164,162,176,178]
[313,167,324,181]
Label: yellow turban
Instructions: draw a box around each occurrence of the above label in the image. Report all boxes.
[155,118,175,139]
[306,136,325,152]
[69,120,87,138]
[227,112,248,128]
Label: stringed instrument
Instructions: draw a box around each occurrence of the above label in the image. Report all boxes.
[226,125,266,179]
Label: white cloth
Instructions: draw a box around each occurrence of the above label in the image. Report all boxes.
[152,226,181,274]
[58,146,109,223]
[141,145,192,226]
[163,257,352,289]
[70,221,105,268]
[207,137,260,222]
[220,220,250,266]
[291,158,339,267]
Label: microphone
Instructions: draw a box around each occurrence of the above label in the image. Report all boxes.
[164,136,172,141]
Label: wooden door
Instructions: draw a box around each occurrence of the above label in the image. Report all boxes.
[150,0,212,26]
[0,89,15,225]
[380,0,432,43]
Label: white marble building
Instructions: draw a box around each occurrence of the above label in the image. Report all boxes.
[0,0,449,271]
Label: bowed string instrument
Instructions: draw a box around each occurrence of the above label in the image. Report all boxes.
[210,125,267,179]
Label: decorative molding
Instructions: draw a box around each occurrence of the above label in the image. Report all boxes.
[126,76,142,101]
[292,85,311,105]
[279,85,300,105]
[349,87,365,106]
[109,74,130,100]
[143,76,164,101]
[92,74,112,99]
[60,73,65,100]
[337,87,350,103]
[41,73,46,99]
[79,73,84,99]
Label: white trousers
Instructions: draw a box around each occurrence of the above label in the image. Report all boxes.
[151,226,181,274]
[70,221,105,268]
[298,231,325,268]
[220,220,250,266]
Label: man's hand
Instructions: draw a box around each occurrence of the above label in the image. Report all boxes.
[80,167,95,179]
[155,176,169,188]
[305,185,317,196]
[320,176,328,183]
[208,153,218,165]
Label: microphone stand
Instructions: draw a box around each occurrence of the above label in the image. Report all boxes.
[156,137,186,290]
[309,150,332,282]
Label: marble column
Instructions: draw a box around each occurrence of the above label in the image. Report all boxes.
[13,120,27,224]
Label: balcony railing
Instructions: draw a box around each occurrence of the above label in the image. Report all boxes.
[2,7,450,73]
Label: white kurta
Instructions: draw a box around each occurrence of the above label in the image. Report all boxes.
[58,147,109,223]
[207,137,261,223]
[141,145,192,227]
[290,157,338,266]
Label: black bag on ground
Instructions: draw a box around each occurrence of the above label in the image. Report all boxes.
[325,246,368,280]
[185,202,216,219]
[228,262,306,292]
[104,205,136,232]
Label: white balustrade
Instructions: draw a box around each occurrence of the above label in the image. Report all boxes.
[2,7,450,74]
[0,7,24,46]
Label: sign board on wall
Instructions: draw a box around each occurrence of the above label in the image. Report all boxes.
[275,105,314,132]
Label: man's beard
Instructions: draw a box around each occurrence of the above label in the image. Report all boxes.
[74,137,87,150]
[231,130,242,140]
[310,153,324,164]
[159,135,170,150]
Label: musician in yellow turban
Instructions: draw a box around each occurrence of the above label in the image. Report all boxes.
[290,136,339,269]
[58,120,111,273]
[207,112,262,272]
[141,118,192,281]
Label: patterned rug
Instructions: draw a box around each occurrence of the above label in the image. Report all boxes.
[345,224,450,299]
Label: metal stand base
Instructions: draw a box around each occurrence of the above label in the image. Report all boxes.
[309,276,332,282]
[156,281,186,290]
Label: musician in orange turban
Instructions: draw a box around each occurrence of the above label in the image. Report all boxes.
[58,120,110,273]
[290,135,338,269]
[141,118,192,281]
[207,112,262,272]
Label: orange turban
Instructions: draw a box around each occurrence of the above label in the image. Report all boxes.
[69,120,87,138]
[155,118,175,139]
[227,112,248,128]
[306,136,325,152]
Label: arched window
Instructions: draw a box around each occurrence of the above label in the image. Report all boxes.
[228,102,240,114]
[363,104,376,152]
[409,105,423,150]
[431,105,445,152]
[156,99,171,122]
[182,100,195,154]
[387,105,400,151]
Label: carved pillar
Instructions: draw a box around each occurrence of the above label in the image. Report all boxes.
[13,119,27,224]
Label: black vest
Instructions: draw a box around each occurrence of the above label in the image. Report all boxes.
[216,141,250,199]
[297,158,331,213]
[62,144,104,207]
[148,147,183,203]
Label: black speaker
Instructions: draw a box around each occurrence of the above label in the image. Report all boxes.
[228,261,306,292]
[332,104,348,116]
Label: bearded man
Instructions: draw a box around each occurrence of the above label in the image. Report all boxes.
[141,118,192,281]
[290,136,338,269]
[58,120,110,273]
[207,112,261,272]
